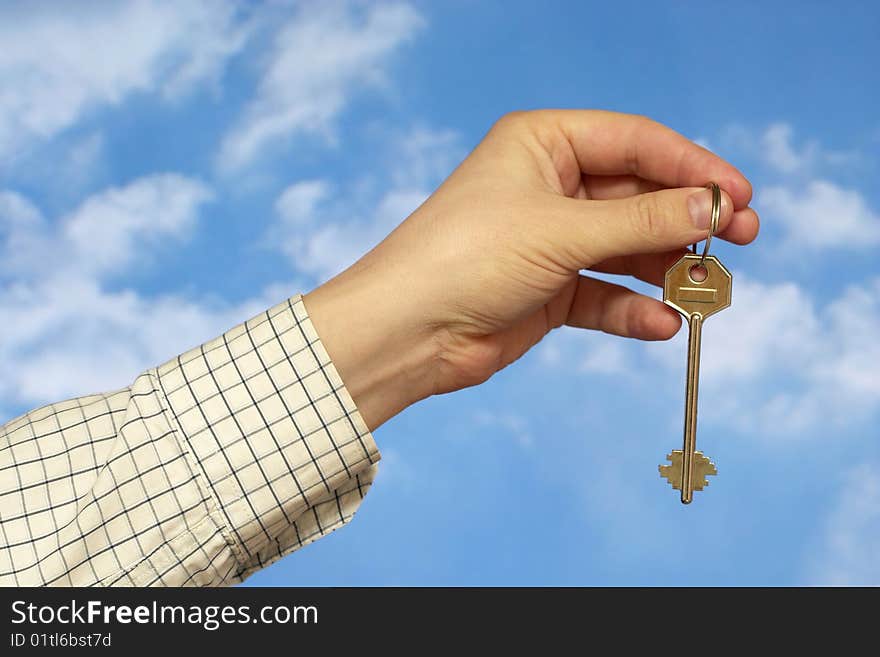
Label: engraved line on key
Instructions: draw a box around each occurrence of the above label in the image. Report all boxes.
[677,287,717,304]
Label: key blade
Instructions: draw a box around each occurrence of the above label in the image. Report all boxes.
[659,450,717,492]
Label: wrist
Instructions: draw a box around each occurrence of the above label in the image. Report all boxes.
[302,261,439,431]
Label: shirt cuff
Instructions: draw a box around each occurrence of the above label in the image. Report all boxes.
[154,293,380,578]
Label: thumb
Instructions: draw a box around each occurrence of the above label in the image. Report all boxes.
[560,186,735,265]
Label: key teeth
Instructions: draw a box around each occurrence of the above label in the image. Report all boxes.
[659,450,717,492]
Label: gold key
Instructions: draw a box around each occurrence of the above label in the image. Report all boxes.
[659,183,732,504]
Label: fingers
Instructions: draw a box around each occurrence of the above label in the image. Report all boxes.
[540,110,752,209]
[590,249,690,287]
[585,174,760,246]
[718,207,760,245]
[556,185,737,265]
[583,174,661,200]
[566,274,681,340]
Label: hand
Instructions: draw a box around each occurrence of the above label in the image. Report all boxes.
[304,110,759,430]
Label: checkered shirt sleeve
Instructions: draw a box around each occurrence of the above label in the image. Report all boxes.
[0,294,381,586]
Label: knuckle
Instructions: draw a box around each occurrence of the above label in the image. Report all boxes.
[625,304,650,338]
[627,112,660,132]
[492,110,530,133]
[630,194,668,243]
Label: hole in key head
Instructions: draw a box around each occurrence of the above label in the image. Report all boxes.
[688,264,708,283]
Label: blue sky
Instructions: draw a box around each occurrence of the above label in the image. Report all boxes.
[0,1,878,585]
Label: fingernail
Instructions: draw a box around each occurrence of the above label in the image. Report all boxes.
[688,188,731,230]
[687,189,713,229]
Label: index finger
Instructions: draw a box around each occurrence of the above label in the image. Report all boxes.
[546,110,753,210]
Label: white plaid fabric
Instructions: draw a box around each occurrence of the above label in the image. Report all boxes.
[0,294,381,586]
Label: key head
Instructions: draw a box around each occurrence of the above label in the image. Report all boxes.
[664,254,732,320]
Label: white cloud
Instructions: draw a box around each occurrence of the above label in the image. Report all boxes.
[0,177,291,409]
[805,464,880,585]
[271,125,460,283]
[719,122,877,251]
[539,327,635,376]
[761,123,811,174]
[760,179,880,249]
[275,182,427,282]
[62,174,214,276]
[2,174,213,280]
[216,1,424,172]
[816,281,880,401]
[580,341,631,375]
[0,0,446,412]
[722,122,859,176]
[388,127,461,189]
[275,179,331,227]
[683,275,880,434]
[539,275,880,437]
[0,0,248,162]
[0,190,49,274]
[0,275,280,404]
[692,277,821,382]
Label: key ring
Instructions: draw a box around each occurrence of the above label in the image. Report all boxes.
[691,182,720,267]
